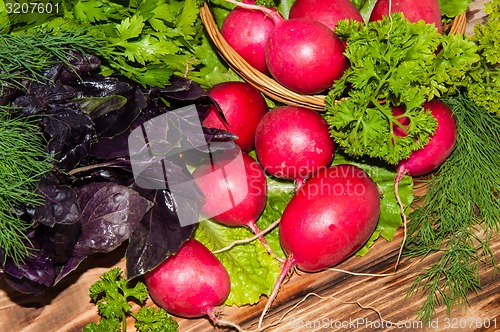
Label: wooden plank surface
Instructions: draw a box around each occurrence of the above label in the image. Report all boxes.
[0,1,495,331]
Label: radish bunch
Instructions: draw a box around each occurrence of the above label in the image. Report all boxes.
[143,98,456,329]
[144,99,383,327]
[221,0,348,94]
[142,0,458,328]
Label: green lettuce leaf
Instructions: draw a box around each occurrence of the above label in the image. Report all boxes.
[0,0,9,30]
[189,31,242,89]
[438,0,472,18]
[349,0,378,23]
[194,219,279,306]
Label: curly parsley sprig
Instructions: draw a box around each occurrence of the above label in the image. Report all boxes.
[84,268,178,332]
[469,0,500,115]
[325,14,482,164]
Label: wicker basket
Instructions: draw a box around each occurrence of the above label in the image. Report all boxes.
[200,2,467,111]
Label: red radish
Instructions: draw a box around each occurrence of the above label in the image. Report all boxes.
[223,0,347,94]
[203,81,268,152]
[393,100,457,266]
[370,0,443,33]
[192,150,276,255]
[259,164,381,327]
[289,0,363,31]
[193,151,267,228]
[221,7,279,74]
[391,105,411,137]
[396,100,457,178]
[255,106,335,185]
[144,239,230,318]
[265,18,346,94]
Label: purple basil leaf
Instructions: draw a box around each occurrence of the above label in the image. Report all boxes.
[125,189,197,279]
[153,77,226,123]
[203,127,238,141]
[54,183,152,283]
[75,182,152,255]
[132,155,203,201]
[67,75,133,98]
[13,81,77,116]
[0,86,18,106]
[54,255,86,285]
[35,222,81,264]
[2,273,49,295]
[200,127,238,154]
[158,76,207,100]
[31,172,80,227]
[90,77,231,160]
[90,135,131,159]
[56,51,101,83]
[42,104,96,170]
[90,92,168,159]
[1,243,56,295]
[72,158,134,186]
[92,88,146,139]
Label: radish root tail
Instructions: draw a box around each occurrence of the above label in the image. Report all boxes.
[258,257,295,329]
[246,220,284,262]
[394,166,408,271]
[207,307,245,331]
[212,218,282,261]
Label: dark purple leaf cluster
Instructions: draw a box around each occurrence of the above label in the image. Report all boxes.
[0,51,234,294]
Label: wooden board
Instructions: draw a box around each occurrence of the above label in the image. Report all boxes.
[1,230,498,332]
[0,1,496,331]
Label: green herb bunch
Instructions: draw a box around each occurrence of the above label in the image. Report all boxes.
[406,94,500,321]
[1,0,239,89]
[469,0,500,115]
[0,108,52,264]
[0,32,99,88]
[84,267,178,332]
[325,14,483,165]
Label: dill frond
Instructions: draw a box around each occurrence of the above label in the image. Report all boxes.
[406,94,500,321]
[0,107,53,264]
[0,30,100,88]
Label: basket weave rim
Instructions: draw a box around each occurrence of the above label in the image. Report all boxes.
[200,3,468,111]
